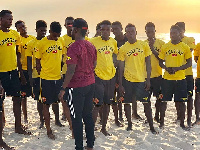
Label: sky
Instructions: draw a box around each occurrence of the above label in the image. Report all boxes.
[1,0,200,36]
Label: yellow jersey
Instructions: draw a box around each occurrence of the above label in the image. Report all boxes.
[144,39,165,78]
[0,29,21,72]
[61,34,74,75]
[194,43,200,78]
[26,38,42,78]
[89,36,118,80]
[182,36,195,76]
[159,41,191,80]
[35,37,65,80]
[117,40,152,82]
[18,35,35,70]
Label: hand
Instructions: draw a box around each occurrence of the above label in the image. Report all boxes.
[119,85,125,97]
[58,90,65,102]
[144,79,150,91]
[36,65,41,75]
[93,98,99,104]
[20,74,26,85]
[166,67,174,74]
[172,67,180,73]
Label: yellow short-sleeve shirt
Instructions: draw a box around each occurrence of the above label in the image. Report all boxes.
[89,36,118,80]
[117,40,152,82]
[159,41,192,80]
[0,29,21,72]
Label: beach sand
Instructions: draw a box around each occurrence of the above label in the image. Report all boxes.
[1,96,200,150]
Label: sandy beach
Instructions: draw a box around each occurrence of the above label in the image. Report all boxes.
[1,96,200,150]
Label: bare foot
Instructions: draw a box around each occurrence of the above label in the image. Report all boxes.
[0,141,15,150]
[47,133,56,140]
[115,120,124,127]
[101,129,112,136]
[39,122,44,129]
[192,120,200,126]
[15,128,31,135]
[55,121,65,127]
[150,128,159,134]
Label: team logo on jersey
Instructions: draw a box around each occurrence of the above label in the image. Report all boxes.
[127,48,143,57]
[46,45,62,53]
[172,54,177,56]
[105,51,110,54]
[133,53,138,56]
[22,44,28,50]
[7,43,12,46]
[66,56,71,60]
[98,45,114,53]
[166,49,184,56]
[0,38,16,46]
[53,50,57,53]
[34,48,39,52]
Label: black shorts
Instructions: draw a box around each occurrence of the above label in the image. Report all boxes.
[150,76,162,98]
[41,79,62,105]
[94,76,116,106]
[0,69,21,97]
[160,79,188,102]
[33,78,40,100]
[123,78,151,103]
[195,78,200,93]
[21,70,32,97]
[186,75,194,96]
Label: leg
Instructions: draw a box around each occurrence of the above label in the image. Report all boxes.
[61,100,73,137]
[179,102,189,130]
[175,102,181,121]
[2,103,5,127]
[43,104,55,140]
[13,96,31,135]
[118,102,123,121]
[21,96,28,123]
[112,104,123,127]
[92,105,101,125]
[154,98,161,123]
[193,92,200,125]
[187,96,193,127]
[101,104,111,136]
[52,103,64,127]
[99,106,103,124]
[132,97,142,120]
[160,102,167,129]
[143,102,158,134]
[124,104,132,131]
[37,101,44,129]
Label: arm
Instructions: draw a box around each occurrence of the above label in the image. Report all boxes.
[194,56,198,63]
[145,56,151,91]
[172,58,192,73]
[118,60,125,96]
[159,59,174,74]
[36,58,41,75]
[113,53,118,68]
[16,45,26,85]
[62,64,76,89]
[27,56,33,87]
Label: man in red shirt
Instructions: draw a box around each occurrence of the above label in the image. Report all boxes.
[59,18,97,150]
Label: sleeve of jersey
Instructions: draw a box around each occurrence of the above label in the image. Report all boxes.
[26,40,33,57]
[194,43,200,56]
[144,42,152,57]
[66,44,78,65]
[60,38,66,55]
[185,45,192,60]
[113,40,118,54]
[117,47,125,61]
[158,45,165,60]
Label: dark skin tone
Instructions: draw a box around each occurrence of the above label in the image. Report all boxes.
[27,26,47,129]
[64,19,73,37]
[111,25,124,42]
[36,30,63,140]
[0,13,30,150]
[159,28,192,74]
[16,22,29,123]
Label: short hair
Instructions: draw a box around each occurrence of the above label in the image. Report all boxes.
[0,10,12,18]
[36,20,47,29]
[112,21,122,29]
[100,20,111,26]
[50,21,61,33]
[175,22,185,31]
[96,22,101,30]
[170,25,181,33]
[65,17,74,21]
[15,20,25,28]
[145,22,155,29]
[125,23,136,30]
[73,18,88,37]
